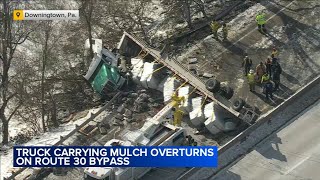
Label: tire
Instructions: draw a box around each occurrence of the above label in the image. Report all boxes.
[223,86,234,100]
[205,79,220,93]
[232,98,245,112]
[190,69,197,75]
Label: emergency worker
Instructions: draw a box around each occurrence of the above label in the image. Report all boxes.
[247,69,256,92]
[265,57,272,77]
[242,56,253,76]
[222,23,228,40]
[256,62,266,82]
[210,21,221,39]
[256,11,266,32]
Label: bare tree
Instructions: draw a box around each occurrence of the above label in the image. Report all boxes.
[193,0,207,19]
[79,0,95,63]
[161,0,193,29]
[0,0,31,144]
[122,0,153,42]
[40,22,53,132]
[182,0,193,29]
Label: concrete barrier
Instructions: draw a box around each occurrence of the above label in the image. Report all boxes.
[219,75,320,153]
[178,75,320,180]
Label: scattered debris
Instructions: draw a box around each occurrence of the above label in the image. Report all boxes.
[189,97,206,127]
[188,58,198,64]
[117,105,125,114]
[202,73,214,78]
[124,109,133,118]
[163,77,180,103]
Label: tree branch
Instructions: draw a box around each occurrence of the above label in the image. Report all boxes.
[12,31,31,45]
[8,102,22,122]
[6,92,17,102]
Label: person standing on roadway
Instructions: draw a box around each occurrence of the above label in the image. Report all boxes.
[210,20,221,39]
[247,69,256,92]
[261,73,270,84]
[222,22,228,41]
[265,57,272,77]
[256,11,267,33]
[172,107,184,127]
[264,80,274,100]
[271,54,278,64]
[272,62,282,91]
[261,72,270,95]
[256,62,266,82]
[242,56,252,76]
[271,47,278,58]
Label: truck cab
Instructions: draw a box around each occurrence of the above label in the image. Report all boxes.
[84,39,126,96]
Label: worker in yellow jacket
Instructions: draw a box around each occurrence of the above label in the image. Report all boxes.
[171,93,185,109]
[210,21,221,39]
[172,107,184,126]
[261,73,270,84]
[256,11,266,32]
[171,93,185,126]
[247,69,256,92]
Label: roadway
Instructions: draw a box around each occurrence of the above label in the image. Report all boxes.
[212,99,320,180]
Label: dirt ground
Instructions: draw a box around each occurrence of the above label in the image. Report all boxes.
[176,0,320,113]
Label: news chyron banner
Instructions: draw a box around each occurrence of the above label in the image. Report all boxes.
[13,10,79,21]
[14,146,218,167]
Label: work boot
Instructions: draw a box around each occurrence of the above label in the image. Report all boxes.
[262,28,267,33]
[258,27,262,32]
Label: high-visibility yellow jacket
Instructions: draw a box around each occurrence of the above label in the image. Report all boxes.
[171,94,185,108]
[256,14,266,25]
[210,21,221,31]
[261,74,270,83]
[272,50,278,57]
[247,73,255,84]
[173,109,184,126]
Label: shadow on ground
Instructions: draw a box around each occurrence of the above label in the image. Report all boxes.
[211,170,242,180]
[255,133,287,162]
[263,1,320,75]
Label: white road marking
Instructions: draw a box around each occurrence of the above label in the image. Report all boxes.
[199,0,297,69]
[283,156,310,175]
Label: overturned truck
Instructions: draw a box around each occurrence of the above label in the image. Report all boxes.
[83,32,259,135]
[115,32,260,134]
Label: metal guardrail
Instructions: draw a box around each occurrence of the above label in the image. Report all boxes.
[3,92,122,180]
[176,75,320,179]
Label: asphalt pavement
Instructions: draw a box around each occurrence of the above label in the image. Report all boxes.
[212,99,320,180]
